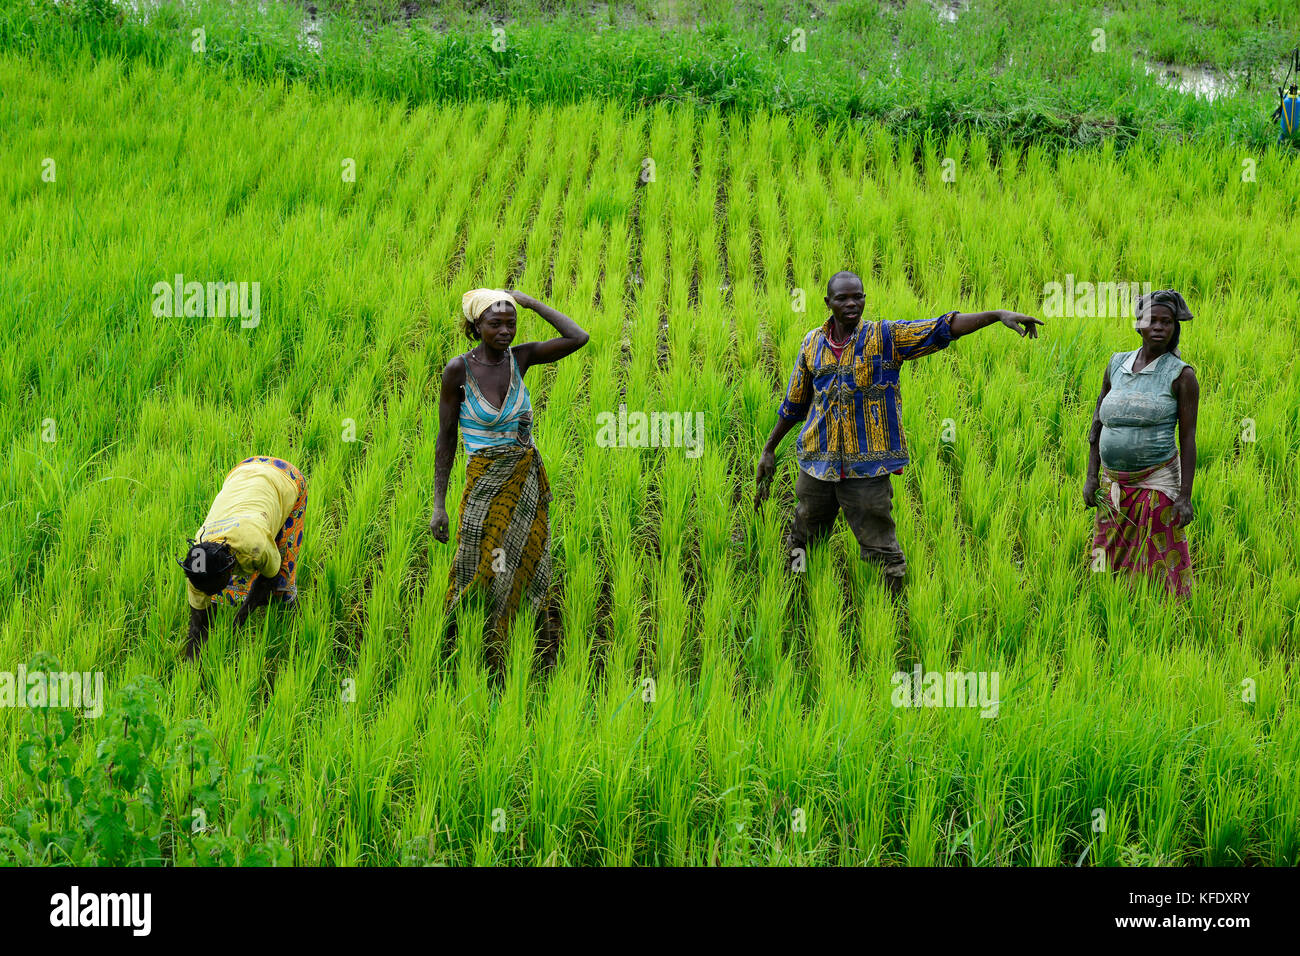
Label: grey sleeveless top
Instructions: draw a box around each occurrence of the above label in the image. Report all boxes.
[1098,349,1190,472]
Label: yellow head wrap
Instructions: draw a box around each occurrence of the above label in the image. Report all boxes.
[461,289,520,324]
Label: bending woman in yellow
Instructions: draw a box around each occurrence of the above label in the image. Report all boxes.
[178,456,308,658]
[429,289,587,665]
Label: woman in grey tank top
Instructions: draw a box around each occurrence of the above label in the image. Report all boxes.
[1083,290,1199,597]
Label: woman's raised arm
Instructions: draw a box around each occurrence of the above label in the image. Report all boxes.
[507,291,588,373]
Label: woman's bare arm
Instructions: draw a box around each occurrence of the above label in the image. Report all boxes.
[430,357,465,541]
[1172,366,1199,526]
[185,605,211,658]
[1083,364,1111,507]
[233,575,275,627]
[507,292,588,373]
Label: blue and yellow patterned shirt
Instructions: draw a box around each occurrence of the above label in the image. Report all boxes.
[777,312,958,480]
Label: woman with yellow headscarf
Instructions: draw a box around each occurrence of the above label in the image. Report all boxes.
[430,288,588,671]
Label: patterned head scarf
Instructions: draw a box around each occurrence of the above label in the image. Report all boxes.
[1135,289,1193,324]
[461,289,520,324]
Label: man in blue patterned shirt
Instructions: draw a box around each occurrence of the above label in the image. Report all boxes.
[755,271,1042,594]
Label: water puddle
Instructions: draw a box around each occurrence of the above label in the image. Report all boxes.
[97,0,321,51]
[1141,59,1237,101]
[299,13,322,54]
[935,1,968,23]
[100,0,154,23]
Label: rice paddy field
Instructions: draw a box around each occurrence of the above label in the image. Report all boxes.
[2,40,1299,866]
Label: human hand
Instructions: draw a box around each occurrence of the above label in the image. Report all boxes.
[999,311,1043,339]
[506,290,537,311]
[755,449,776,510]
[1082,477,1100,509]
[429,506,450,543]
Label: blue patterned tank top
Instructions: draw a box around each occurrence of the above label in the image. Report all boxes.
[459,347,534,455]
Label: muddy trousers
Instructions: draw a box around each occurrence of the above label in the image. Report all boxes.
[786,469,907,580]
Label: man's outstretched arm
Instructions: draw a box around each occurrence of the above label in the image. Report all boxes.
[949,309,1042,339]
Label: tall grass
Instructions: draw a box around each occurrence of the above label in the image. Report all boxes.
[2,0,1298,152]
[1,50,1298,864]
